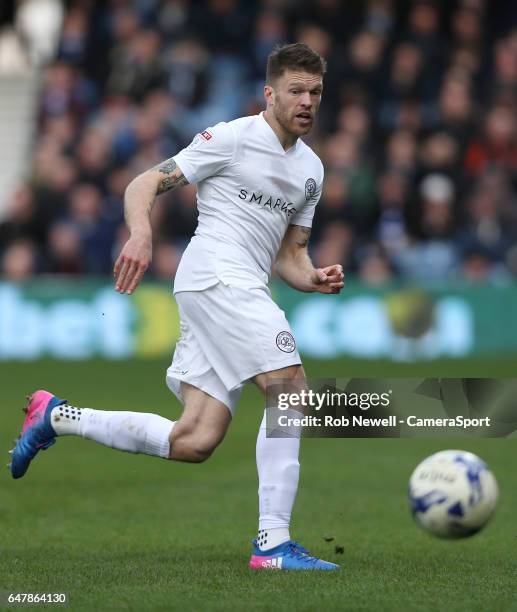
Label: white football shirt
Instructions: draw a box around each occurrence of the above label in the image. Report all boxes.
[172,112,324,293]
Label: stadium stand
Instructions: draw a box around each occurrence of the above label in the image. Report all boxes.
[1,0,516,284]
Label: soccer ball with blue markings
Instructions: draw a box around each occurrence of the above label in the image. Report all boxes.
[408,450,498,539]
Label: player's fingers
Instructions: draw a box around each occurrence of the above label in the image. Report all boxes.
[113,254,123,279]
[317,282,344,295]
[315,269,327,283]
[329,281,344,288]
[315,283,339,294]
[323,264,343,276]
[127,262,148,295]
[117,259,139,293]
[327,283,343,294]
[321,267,343,281]
[330,269,344,280]
[325,274,343,284]
[121,260,141,293]
[115,257,130,291]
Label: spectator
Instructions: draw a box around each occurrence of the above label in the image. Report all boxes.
[375,170,411,257]
[465,105,517,176]
[106,28,164,101]
[451,6,482,48]
[396,174,459,280]
[251,11,287,79]
[45,222,83,275]
[457,180,512,262]
[461,246,509,284]
[357,243,394,286]
[66,183,117,274]
[437,75,476,147]
[384,129,418,176]
[0,185,43,251]
[419,132,460,177]
[312,221,354,273]
[1,239,37,280]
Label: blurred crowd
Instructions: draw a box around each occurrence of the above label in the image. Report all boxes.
[2,0,517,285]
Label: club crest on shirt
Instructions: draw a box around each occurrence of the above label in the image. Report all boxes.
[201,130,212,140]
[305,178,317,201]
[276,331,296,353]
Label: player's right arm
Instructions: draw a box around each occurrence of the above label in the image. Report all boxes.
[114,122,234,294]
[113,158,189,294]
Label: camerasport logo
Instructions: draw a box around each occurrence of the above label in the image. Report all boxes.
[276,331,296,353]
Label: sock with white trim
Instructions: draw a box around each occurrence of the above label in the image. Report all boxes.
[256,527,291,551]
[255,409,300,551]
[50,404,174,458]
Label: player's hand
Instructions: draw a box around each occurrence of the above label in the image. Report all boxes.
[312,264,344,294]
[113,234,152,294]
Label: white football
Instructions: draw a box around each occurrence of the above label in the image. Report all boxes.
[408,450,498,539]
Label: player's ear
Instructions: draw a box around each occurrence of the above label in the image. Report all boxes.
[264,84,275,106]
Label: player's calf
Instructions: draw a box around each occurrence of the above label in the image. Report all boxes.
[168,423,223,463]
[167,389,231,462]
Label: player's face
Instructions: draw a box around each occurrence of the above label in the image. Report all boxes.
[268,70,323,137]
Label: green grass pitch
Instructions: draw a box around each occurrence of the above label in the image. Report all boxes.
[1,357,516,611]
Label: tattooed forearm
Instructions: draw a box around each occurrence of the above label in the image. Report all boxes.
[294,226,311,248]
[275,225,317,292]
[153,158,189,194]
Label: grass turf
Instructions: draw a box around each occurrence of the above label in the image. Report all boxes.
[1,357,516,611]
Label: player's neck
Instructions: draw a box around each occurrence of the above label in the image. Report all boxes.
[263,110,298,152]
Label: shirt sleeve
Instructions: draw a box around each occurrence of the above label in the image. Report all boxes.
[173,122,236,184]
[290,161,324,228]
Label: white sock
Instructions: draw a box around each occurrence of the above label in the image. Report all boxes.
[256,409,300,551]
[257,527,290,551]
[50,404,174,458]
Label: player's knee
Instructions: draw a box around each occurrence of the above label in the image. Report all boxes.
[189,443,215,463]
[192,429,222,461]
[178,439,217,463]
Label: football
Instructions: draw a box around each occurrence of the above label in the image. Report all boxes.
[408,450,498,539]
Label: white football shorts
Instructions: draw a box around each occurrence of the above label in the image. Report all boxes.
[166,283,302,415]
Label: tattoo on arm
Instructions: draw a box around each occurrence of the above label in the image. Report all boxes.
[153,158,189,194]
[294,226,311,248]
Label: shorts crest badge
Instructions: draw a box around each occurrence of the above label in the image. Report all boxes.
[276,331,296,353]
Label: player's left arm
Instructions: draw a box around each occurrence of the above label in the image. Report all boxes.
[274,224,344,294]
